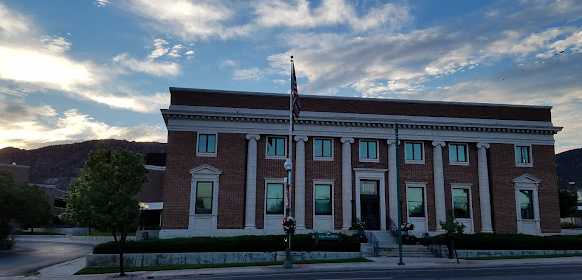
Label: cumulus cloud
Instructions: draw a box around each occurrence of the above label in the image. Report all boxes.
[113,53,181,77]
[253,0,410,31]
[233,67,263,81]
[0,96,166,149]
[0,3,31,37]
[123,0,250,40]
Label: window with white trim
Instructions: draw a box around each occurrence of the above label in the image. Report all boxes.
[452,187,471,219]
[359,139,378,161]
[314,183,332,215]
[197,133,217,155]
[195,181,213,214]
[405,142,424,163]
[266,183,284,215]
[515,145,532,167]
[519,189,535,220]
[266,136,286,158]
[314,138,333,160]
[407,187,425,218]
[449,143,469,165]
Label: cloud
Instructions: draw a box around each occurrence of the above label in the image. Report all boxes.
[95,0,111,7]
[232,67,263,81]
[0,3,31,38]
[253,0,410,31]
[113,53,181,77]
[123,0,250,41]
[0,96,166,149]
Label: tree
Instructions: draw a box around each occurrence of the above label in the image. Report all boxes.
[440,213,465,259]
[0,173,52,237]
[559,189,578,218]
[65,149,146,276]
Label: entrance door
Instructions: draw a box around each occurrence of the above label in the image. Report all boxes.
[406,184,427,236]
[360,180,380,230]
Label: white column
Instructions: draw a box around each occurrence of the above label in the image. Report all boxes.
[387,140,398,230]
[244,134,260,229]
[432,141,447,230]
[477,143,493,232]
[294,135,308,230]
[341,137,354,229]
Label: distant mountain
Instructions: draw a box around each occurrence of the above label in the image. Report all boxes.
[556,148,582,190]
[0,139,166,190]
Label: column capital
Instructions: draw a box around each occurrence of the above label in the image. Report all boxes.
[340,137,354,144]
[387,139,400,145]
[294,135,308,142]
[245,134,260,141]
[432,141,446,147]
[477,142,490,149]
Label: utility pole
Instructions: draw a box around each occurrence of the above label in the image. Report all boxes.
[395,124,405,265]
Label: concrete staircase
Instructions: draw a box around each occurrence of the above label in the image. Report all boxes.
[366,231,436,258]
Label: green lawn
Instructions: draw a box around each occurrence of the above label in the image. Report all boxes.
[75,258,370,275]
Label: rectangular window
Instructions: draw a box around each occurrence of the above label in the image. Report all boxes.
[515,145,532,166]
[266,136,286,158]
[314,184,332,215]
[405,142,424,163]
[519,190,534,220]
[195,181,213,214]
[452,188,471,219]
[266,183,284,215]
[407,187,425,218]
[359,139,378,161]
[197,134,217,155]
[314,138,333,159]
[449,143,469,164]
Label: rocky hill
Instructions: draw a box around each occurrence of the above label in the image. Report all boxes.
[556,148,582,190]
[0,139,166,190]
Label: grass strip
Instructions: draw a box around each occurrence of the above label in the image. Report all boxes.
[75,257,370,275]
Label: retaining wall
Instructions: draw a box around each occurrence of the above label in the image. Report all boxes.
[86,251,361,268]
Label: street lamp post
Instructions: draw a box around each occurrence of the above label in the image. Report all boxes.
[283,158,293,269]
[395,124,405,265]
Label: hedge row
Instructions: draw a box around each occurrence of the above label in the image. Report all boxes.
[93,234,361,254]
[428,233,582,250]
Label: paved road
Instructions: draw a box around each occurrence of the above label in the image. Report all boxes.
[164,264,582,280]
[0,239,93,277]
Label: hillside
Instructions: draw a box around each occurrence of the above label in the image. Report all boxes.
[556,148,582,190]
[0,139,166,190]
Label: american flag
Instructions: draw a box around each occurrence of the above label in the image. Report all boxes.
[290,57,301,120]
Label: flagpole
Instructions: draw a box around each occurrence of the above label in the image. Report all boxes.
[283,56,295,269]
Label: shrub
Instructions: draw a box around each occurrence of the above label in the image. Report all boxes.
[561,222,577,229]
[94,234,361,254]
[426,233,582,250]
[0,239,14,250]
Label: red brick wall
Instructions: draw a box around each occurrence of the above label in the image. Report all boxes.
[488,144,560,233]
[161,131,247,230]
[304,137,342,229]
[398,141,436,231]
[351,139,390,228]
[256,136,291,229]
[442,143,481,231]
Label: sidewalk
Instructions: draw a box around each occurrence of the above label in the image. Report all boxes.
[7,255,582,280]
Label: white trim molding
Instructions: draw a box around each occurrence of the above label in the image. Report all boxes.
[264,178,285,234]
[514,144,534,168]
[355,168,387,231]
[196,132,218,157]
[404,141,425,165]
[514,174,542,235]
[189,164,222,234]
[450,183,474,233]
[405,182,429,236]
[312,179,335,232]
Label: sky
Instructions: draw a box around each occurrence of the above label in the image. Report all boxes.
[0,0,581,153]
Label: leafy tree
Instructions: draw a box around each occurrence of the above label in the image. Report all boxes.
[0,172,52,239]
[65,149,146,276]
[559,189,578,218]
[440,213,465,259]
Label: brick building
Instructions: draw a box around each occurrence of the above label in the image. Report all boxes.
[158,87,562,238]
